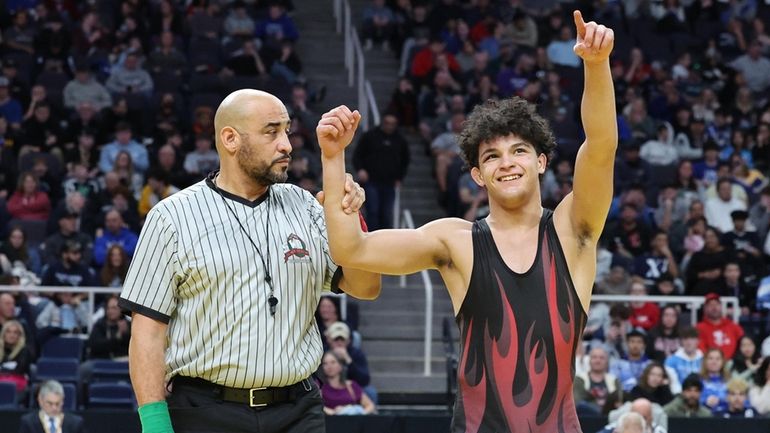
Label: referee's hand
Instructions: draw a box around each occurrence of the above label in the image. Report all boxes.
[316,173,365,214]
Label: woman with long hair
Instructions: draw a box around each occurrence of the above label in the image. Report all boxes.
[320,351,376,415]
[0,320,32,393]
[629,362,674,405]
[0,226,40,275]
[6,172,51,221]
[727,336,763,383]
[112,151,144,198]
[700,348,731,413]
[647,305,681,360]
[749,358,770,415]
[100,245,130,287]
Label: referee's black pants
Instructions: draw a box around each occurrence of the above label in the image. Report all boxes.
[167,379,325,433]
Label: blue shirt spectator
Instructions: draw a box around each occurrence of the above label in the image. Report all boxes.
[99,123,149,174]
[94,210,139,266]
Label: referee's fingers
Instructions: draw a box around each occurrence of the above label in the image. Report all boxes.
[315,191,325,204]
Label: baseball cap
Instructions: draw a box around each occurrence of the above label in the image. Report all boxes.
[325,321,350,341]
[59,211,79,220]
[62,240,82,254]
[704,292,721,303]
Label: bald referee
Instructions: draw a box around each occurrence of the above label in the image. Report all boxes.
[119,89,381,433]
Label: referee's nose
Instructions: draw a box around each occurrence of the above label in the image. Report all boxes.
[278,133,292,154]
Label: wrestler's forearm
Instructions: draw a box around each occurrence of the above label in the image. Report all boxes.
[129,313,169,405]
[581,59,617,150]
[321,152,367,264]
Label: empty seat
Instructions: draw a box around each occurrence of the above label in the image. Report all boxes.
[0,382,17,408]
[42,337,85,360]
[91,360,130,383]
[88,383,135,408]
[35,358,80,384]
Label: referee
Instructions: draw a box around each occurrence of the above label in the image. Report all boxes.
[119,89,381,433]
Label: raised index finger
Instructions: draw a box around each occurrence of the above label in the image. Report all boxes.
[573,10,586,38]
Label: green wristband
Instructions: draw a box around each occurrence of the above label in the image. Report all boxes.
[138,401,174,433]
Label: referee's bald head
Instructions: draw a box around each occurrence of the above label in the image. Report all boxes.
[214,89,287,151]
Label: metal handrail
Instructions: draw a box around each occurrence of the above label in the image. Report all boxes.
[591,295,740,325]
[333,0,380,131]
[2,285,349,331]
[398,209,433,376]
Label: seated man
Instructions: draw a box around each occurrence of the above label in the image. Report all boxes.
[599,398,668,433]
[697,293,744,359]
[611,330,651,392]
[663,374,712,418]
[324,321,376,403]
[573,346,622,416]
[19,380,85,433]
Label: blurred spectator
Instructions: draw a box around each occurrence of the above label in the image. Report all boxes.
[603,398,668,433]
[640,125,678,167]
[665,327,704,386]
[606,203,653,258]
[19,379,85,433]
[386,77,418,128]
[324,322,370,388]
[320,351,376,416]
[225,39,267,76]
[353,114,410,230]
[629,280,661,331]
[63,64,112,111]
[147,31,187,78]
[629,362,674,406]
[716,377,759,418]
[0,226,41,275]
[573,346,622,416]
[256,3,299,45]
[685,227,731,295]
[663,373,712,418]
[726,336,762,383]
[748,358,770,415]
[729,40,770,94]
[722,212,763,281]
[699,348,730,414]
[361,0,395,51]
[596,265,632,295]
[430,112,463,196]
[0,319,31,393]
[697,293,744,359]
[21,102,63,156]
[87,296,130,360]
[633,231,679,283]
[98,122,149,174]
[7,173,51,222]
[105,52,154,98]
[93,209,138,267]
[546,25,579,67]
[3,10,35,56]
[138,169,179,219]
[647,305,681,361]
[183,135,219,178]
[0,77,23,128]
[613,412,646,433]
[748,186,770,246]
[100,245,129,288]
[35,291,89,335]
[223,1,256,44]
[40,240,96,288]
[111,151,145,198]
[611,330,651,392]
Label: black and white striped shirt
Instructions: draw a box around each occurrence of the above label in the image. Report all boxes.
[119,174,339,388]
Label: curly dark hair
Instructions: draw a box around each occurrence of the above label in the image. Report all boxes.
[458,97,557,169]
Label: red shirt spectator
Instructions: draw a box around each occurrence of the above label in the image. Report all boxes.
[629,280,660,330]
[696,293,744,359]
[6,173,51,221]
[410,38,459,79]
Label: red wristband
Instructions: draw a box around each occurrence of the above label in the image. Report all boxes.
[358,213,368,232]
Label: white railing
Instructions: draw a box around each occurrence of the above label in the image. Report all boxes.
[2,285,350,331]
[398,209,433,376]
[591,295,740,325]
[334,0,380,131]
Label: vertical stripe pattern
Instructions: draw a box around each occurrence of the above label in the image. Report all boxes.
[119,178,337,388]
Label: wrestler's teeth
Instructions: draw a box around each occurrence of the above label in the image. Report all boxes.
[500,175,521,181]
